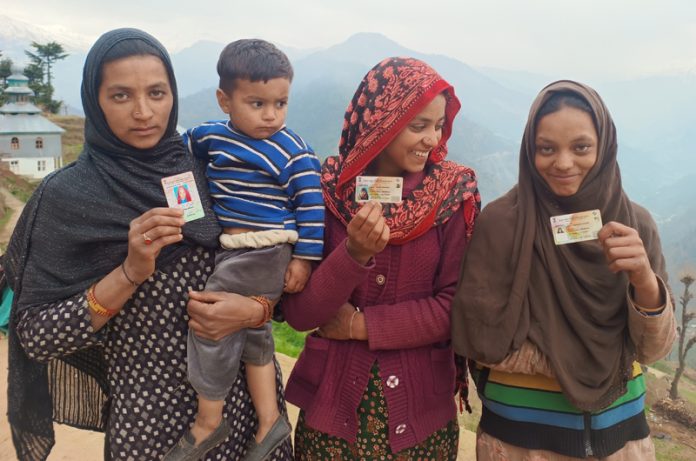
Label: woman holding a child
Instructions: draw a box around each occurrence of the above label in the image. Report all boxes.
[283,57,480,460]
[5,28,292,460]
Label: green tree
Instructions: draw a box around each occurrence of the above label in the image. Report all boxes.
[0,55,12,82]
[0,53,13,105]
[24,41,68,113]
[670,273,695,399]
[25,41,67,90]
[23,62,45,102]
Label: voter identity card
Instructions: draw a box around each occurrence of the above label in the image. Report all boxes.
[355,176,403,203]
[550,209,603,245]
[161,171,205,222]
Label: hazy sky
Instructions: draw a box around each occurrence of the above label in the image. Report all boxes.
[5,0,696,80]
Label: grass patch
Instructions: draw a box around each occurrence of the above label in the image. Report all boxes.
[0,206,12,229]
[48,115,85,166]
[272,321,307,358]
[0,172,37,203]
[458,408,481,433]
[681,387,696,406]
[652,360,674,375]
[654,437,691,461]
[62,143,84,165]
[684,372,696,387]
[0,205,10,253]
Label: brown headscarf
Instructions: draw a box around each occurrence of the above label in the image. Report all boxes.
[322,57,480,244]
[451,80,666,411]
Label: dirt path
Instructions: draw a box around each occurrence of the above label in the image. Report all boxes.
[0,188,24,246]
[647,366,668,379]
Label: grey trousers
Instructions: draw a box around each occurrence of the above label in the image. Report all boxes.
[188,243,292,401]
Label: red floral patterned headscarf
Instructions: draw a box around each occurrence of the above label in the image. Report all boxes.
[322,57,480,244]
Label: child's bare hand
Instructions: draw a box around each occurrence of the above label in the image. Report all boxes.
[284,258,312,293]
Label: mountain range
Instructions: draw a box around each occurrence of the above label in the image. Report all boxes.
[2,16,695,281]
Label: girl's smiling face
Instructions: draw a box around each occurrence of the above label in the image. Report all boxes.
[534,105,598,197]
[373,94,447,177]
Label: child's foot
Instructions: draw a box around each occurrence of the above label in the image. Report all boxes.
[163,419,231,461]
[255,411,281,443]
[190,417,222,448]
[243,416,291,461]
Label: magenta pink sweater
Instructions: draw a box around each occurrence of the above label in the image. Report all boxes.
[283,172,470,453]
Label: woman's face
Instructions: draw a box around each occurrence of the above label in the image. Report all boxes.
[98,54,173,150]
[373,94,446,177]
[534,105,598,197]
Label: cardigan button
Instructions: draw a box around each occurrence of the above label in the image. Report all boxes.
[395,423,407,434]
[386,375,399,388]
[375,274,386,285]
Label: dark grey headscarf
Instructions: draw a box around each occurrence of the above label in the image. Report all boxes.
[15,27,219,305]
[6,28,219,460]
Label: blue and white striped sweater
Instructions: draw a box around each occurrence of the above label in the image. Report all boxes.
[184,121,324,260]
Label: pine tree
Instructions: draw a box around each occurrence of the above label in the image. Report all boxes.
[24,41,68,113]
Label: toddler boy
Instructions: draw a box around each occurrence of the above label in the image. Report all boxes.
[165,39,323,461]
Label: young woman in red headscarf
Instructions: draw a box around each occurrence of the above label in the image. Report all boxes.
[282,57,480,460]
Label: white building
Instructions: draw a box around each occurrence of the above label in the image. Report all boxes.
[0,73,64,179]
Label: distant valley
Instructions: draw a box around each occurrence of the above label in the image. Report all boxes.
[171,34,696,285]
[3,22,696,283]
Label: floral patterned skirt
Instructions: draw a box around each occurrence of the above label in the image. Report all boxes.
[294,363,459,460]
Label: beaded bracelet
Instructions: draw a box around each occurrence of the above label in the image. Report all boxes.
[86,284,119,318]
[250,295,272,328]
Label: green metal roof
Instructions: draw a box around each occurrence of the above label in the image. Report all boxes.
[0,113,65,134]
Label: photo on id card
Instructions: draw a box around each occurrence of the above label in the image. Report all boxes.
[355,176,403,203]
[161,171,205,222]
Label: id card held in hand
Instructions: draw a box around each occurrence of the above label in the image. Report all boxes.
[550,209,603,245]
[161,171,204,222]
[355,176,403,203]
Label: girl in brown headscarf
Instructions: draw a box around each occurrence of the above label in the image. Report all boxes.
[451,81,676,460]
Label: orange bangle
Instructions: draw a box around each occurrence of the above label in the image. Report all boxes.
[250,295,272,328]
[86,284,119,318]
